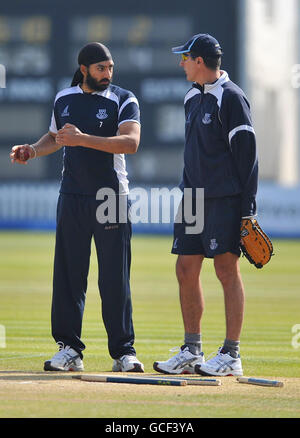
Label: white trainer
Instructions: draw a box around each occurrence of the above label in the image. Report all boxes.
[44,342,84,372]
[195,348,243,376]
[112,355,144,372]
[153,345,205,375]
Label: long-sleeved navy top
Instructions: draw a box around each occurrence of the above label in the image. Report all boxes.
[180,71,258,218]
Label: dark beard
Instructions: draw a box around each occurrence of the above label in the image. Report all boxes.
[86,71,111,91]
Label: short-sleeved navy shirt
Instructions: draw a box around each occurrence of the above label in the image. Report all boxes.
[49,84,140,196]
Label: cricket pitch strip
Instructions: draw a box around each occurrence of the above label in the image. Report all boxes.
[0,371,299,418]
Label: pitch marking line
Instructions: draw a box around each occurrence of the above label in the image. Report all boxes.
[0,353,47,360]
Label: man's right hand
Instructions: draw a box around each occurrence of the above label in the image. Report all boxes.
[10,144,35,164]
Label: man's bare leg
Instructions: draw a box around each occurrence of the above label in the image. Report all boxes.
[176,254,205,335]
[214,252,245,357]
[194,252,244,376]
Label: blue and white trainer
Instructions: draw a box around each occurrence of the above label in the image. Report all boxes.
[195,348,243,376]
[153,345,205,374]
[44,342,84,372]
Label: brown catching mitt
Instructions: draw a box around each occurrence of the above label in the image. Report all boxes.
[240,218,274,268]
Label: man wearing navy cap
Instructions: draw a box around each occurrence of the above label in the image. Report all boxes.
[10,42,144,373]
[154,34,258,376]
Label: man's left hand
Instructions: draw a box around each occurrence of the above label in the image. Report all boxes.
[56,124,84,146]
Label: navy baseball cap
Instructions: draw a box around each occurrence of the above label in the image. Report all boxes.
[172,33,223,57]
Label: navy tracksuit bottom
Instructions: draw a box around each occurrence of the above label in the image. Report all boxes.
[51,193,136,359]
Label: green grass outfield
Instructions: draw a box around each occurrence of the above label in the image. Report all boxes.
[0,231,300,418]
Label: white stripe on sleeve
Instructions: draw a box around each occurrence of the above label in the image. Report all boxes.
[118,97,139,117]
[228,125,255,144]
[118,119,141,127]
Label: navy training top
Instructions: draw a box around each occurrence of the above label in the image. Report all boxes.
[181,71,258,218]
[49,84,140,196]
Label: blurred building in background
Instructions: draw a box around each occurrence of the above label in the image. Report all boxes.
[0,0,299,236]
[241,0,299,186]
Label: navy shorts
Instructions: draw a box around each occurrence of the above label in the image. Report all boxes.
[171,195,242,258]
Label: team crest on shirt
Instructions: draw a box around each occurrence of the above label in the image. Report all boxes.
[202,113,212,124]
[209,238,218,250]
[96,109,108,120]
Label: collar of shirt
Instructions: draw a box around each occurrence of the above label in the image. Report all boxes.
[193,70,229,94]
[76,84,111,96]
